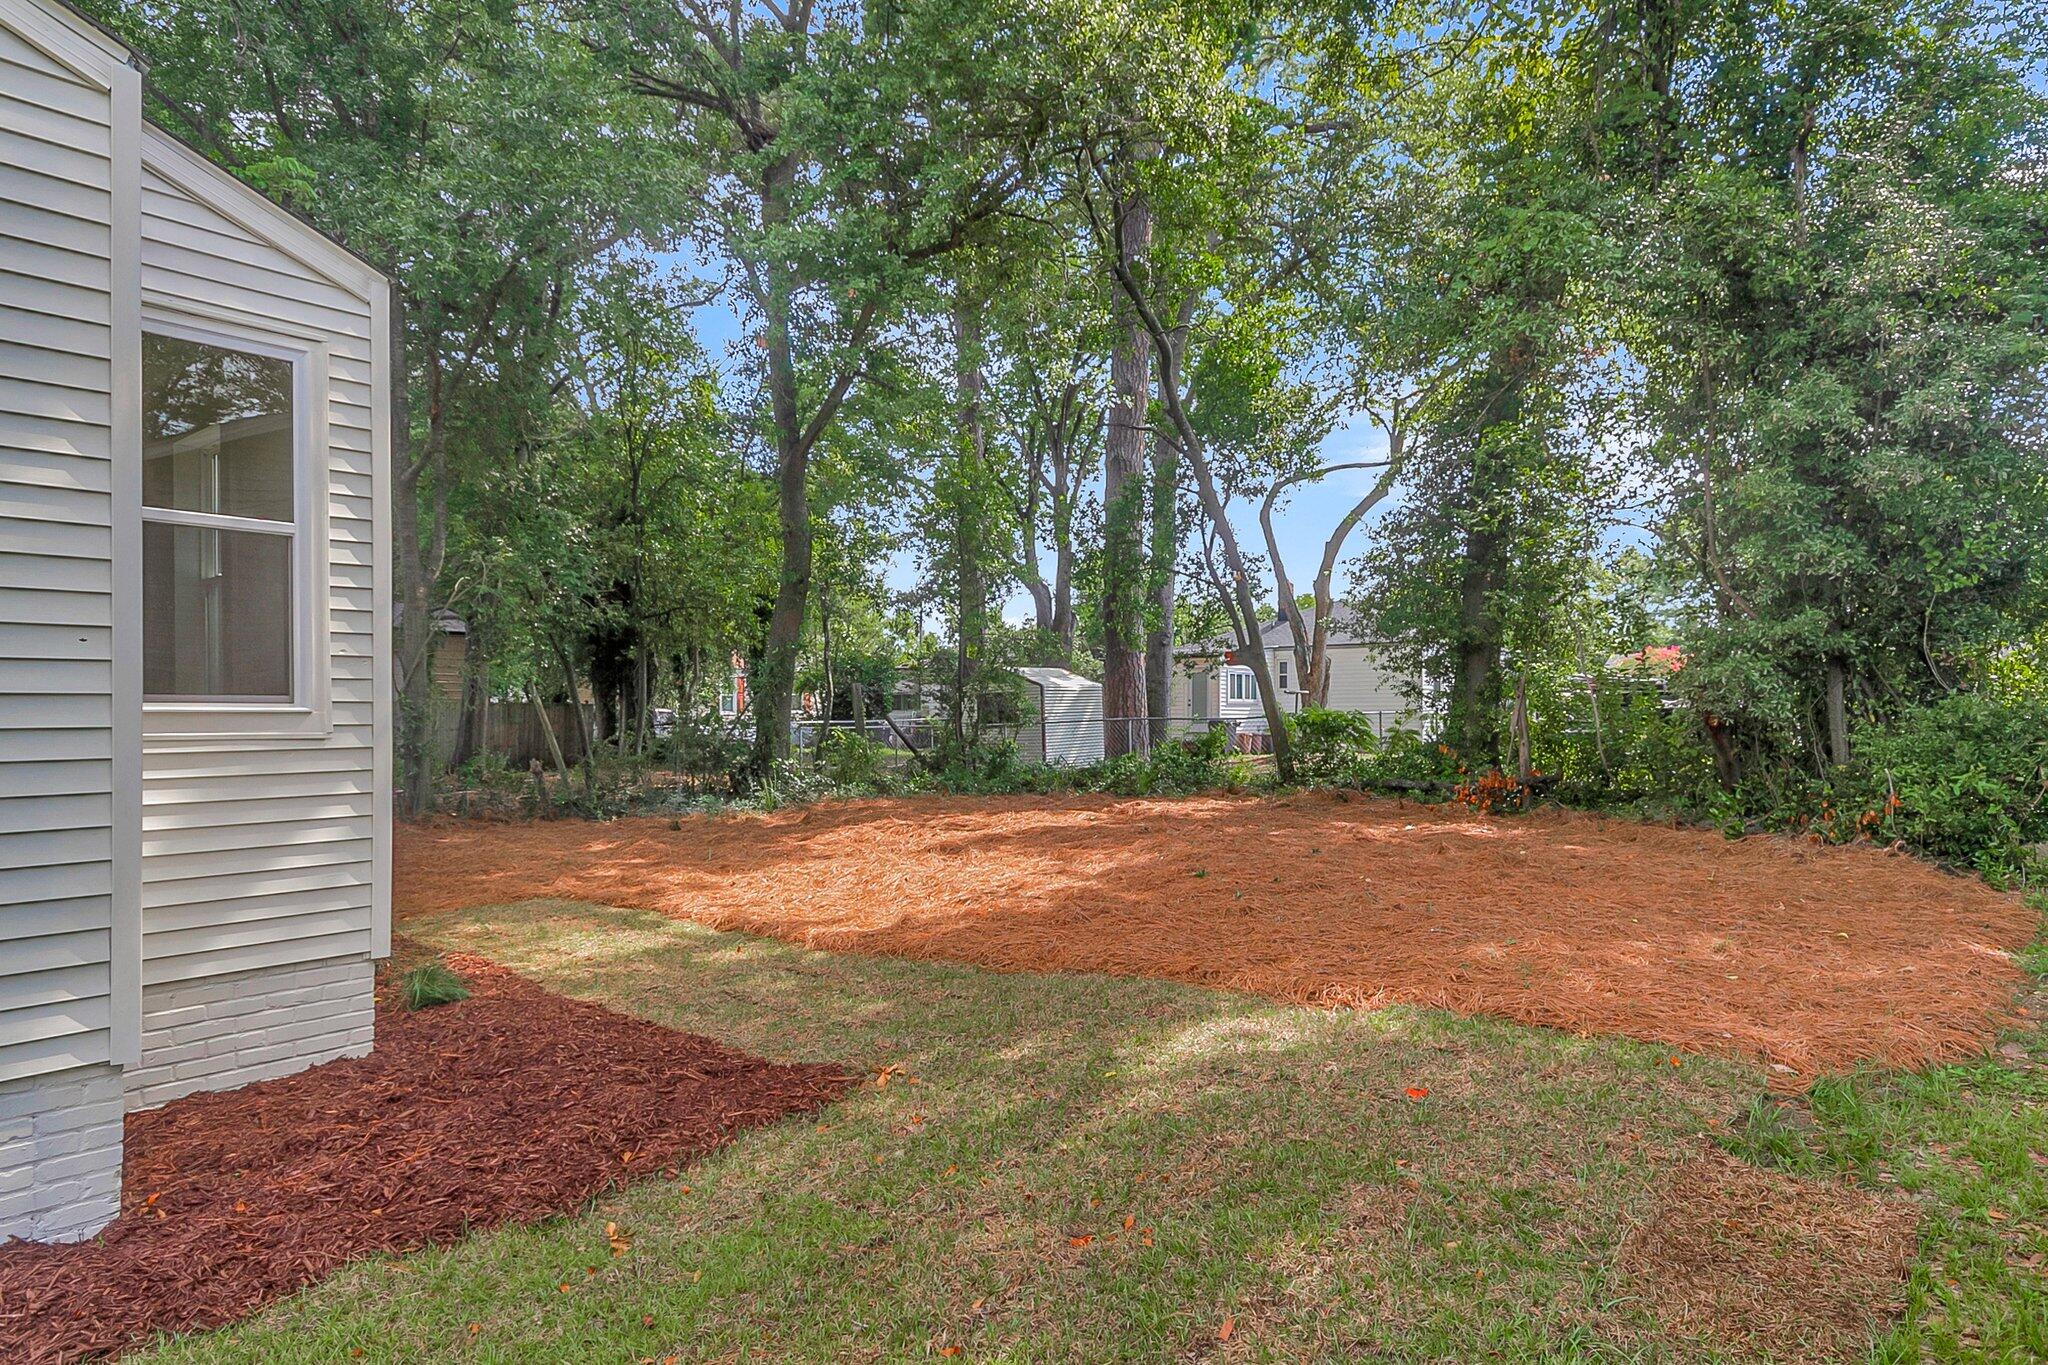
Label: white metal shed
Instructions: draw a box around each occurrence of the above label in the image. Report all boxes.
[1014,666,1104,767]
[1,0,392,1244]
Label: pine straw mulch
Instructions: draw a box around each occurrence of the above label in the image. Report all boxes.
[0,949,852,1364]
[396,791,2039,1081]
[1615,1146,1921,1360]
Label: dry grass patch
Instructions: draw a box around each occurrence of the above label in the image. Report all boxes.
[1617,1147,1920,1360]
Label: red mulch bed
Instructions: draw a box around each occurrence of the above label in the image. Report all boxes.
[0,951,851,1364]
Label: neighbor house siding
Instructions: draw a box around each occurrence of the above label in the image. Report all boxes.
[0,6,139,1091]
[132,129,389,1067]
[1320,644,1417,727]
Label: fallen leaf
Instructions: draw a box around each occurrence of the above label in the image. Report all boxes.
[641,1314,656,1328]
[468,1323,482,1336]
[606,1221,632,1256]
[1069,1234,1094,1248]
[1218,1316,1235,1341]
[1404,1087,1429,1100]
[939,1349,962,1358]
[558,1283,573,1293]
[1123,1215,1135,1230]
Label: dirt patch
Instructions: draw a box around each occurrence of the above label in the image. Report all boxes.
[397,793,2036,1079]
[1616,1148,1919,1360]
[0,950,850,1364]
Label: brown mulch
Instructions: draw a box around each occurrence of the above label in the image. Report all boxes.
[1616,1147,1921,1360]
[396,791,2039,1080]
[0,951,851,1364]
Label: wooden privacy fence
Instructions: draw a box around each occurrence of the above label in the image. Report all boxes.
[428,699,590,772]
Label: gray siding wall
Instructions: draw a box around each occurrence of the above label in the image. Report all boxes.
[137,134,384,1007]
[0,1,138,1097]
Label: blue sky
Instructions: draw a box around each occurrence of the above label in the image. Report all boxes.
[662,251,1395,627]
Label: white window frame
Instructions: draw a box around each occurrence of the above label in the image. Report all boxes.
[1276,656,1291,693]
[140,308,331,740]
[1227,667,1257,703]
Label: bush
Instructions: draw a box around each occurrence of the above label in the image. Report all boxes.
[1846,693,2048,880]
[1289,707,1379,785]
[398,962,470,1010]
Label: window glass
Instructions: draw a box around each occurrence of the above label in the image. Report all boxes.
[143,522,293,699]
[143,332,294,522]
[143,329,297,704]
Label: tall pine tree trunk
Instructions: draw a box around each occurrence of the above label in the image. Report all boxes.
[751,160,809,782]
[1101,186,1152,755]
[952,297,989,746]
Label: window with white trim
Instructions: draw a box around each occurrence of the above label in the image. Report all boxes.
[1227,668,1256,702]
[1277,657,1291,692]
[142,331,297,703]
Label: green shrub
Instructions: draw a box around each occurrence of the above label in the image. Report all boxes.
[1290,707,1379,785]
[1848,693,2048,880]
[399,962,470,1010]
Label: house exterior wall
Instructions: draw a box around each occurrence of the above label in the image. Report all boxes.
[1167,642,1422,733]
[123,957,374,1111]
[1319,643,1419,730]
[0,0,141,1245]
[0,0,391,1245]
[134,130,390,1042]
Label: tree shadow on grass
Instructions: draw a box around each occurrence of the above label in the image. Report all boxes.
[249,900,1908,1365]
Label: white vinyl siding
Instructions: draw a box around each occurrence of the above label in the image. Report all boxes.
[0,13,138,1084]
[136,129,388,989]
[1015,667,1104,767]
[1320,644,1419,729]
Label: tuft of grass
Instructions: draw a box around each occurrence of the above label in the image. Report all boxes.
[396,961,469,1011]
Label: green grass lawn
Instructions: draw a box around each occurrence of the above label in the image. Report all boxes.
[133,900,2047,1364]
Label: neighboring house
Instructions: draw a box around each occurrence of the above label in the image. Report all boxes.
[1169,605,1422,733]
[1,0,393,1244]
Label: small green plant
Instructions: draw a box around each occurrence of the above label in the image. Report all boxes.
[399,962,470,1010]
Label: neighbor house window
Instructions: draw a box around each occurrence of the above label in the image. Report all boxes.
[1228,668,1256,702]
[1277,657,1291,692]
[142,331,297,702]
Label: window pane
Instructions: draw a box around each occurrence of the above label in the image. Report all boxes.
[143,521,292,699]
[143,332,294,522]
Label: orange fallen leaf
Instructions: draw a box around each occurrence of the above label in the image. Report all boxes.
[641,1314,655,1328]
[1123,1215,1135,1230]
[1069,1234,1094,1248]
[1404,1087,1429,1100]
[939,1349,962,1358]
[1218,1316,1235,1341]
[970,1297,985,1310]
[468,1323,482,1336]
[606,1221,632,1256]
[557,1283,573,1293]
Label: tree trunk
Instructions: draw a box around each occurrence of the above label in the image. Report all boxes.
[750,162,810,783]
[1824,654,1851,767]
[1451,525,1506,764]
[1101,186,1152,755]
[952,296,988,746]
[1144,322,1182,744]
